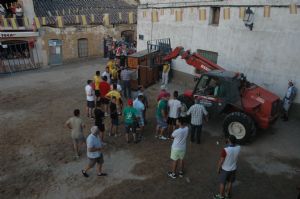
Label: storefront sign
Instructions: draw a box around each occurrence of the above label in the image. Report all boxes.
[0,32,39,38]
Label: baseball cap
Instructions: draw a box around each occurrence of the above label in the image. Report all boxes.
[127,99,133,106]
[91,126,99,134]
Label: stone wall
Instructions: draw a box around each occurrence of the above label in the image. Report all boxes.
[38,24,136,66]
[137,1,300,102]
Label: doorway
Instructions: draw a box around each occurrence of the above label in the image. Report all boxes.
[48,39,62,66]
[78,38,88,58]
[121,30,134,43]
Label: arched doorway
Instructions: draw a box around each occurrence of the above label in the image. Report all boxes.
[78,38,88,58]
[121,30,134,43]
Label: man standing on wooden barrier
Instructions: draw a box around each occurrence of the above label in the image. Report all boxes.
[162,61,170,86]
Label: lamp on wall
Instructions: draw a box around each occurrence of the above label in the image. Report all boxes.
[243,7,254,31]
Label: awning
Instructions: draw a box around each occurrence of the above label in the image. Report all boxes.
[0,31,39,38]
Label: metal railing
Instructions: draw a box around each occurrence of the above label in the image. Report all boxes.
[0,41,41,74]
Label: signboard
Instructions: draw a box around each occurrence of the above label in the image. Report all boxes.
[0,32,39,38]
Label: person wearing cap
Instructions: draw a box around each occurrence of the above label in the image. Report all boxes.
[123,99,139,143]
[156,92,170,140]
[282,80,297,121]
[187,98,208,144]
[82,126,107,178]
[157,85,168,101]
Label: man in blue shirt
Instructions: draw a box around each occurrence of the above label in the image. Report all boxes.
[134,94,145,138]
[82,126,107,177]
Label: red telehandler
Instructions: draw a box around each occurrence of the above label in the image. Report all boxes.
[164,46,281,144]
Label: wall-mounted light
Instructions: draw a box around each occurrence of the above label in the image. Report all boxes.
[243,7,254,31]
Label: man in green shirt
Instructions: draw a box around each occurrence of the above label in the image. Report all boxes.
[155,93,170,140]
[123,99,138,143]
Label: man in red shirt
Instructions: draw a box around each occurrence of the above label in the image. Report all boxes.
[99,76,111,116]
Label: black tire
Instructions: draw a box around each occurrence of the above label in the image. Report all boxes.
[177,94,194,109]
[177,94,194,123]
[223,112,255,145]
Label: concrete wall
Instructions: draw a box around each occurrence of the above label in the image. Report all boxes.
[137,1,300,102]
[37,24,136,66]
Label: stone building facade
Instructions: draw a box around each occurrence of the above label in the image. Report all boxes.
[38,24,136,66]
[137,0,300,102]
[1,0,137,71]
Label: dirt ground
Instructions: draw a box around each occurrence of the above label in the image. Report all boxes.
[0,58,299,199]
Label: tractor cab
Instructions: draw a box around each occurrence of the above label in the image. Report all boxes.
[192,70,242,116]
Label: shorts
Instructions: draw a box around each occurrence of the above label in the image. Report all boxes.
[95,90,100,97]
[156,117,168,129]
[100,97,110,104]
[87,101,95,108]
[138,116,145,127]
[96,123,105,132]
[88,155,104,167]
[219,169,236,184]
[167,117,177,125]
[170,149,186,161]
[111,118,119,126]
[125,123,136,134]
[72,135,85,144]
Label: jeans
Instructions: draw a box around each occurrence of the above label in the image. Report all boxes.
[122,80,131,98]
[162,72,169,85]
[190,124,202,144]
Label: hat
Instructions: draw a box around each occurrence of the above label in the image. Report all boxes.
[91,126,99,134]
[127,99,133,106]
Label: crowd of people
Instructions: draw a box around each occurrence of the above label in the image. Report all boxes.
[64,60,299,199]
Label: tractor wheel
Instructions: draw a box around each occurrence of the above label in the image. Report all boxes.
[177,94,194,109]
[177,94,194,123]
[223,112,255,144]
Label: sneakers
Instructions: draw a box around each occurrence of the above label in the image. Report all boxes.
[214,194,225,199]
[167,171,176,179]
[159,136,168,140]
[82,170,89,178]
[178,171,184,178]
[97,173,108,177]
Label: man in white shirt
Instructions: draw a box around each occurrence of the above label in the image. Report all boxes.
[102,66,111,84]
[187,98,208,144]
[82,126,107,177]
[85,80,95,118]
[167,91,182,136]
[167,118,189,179]
[214,135,241,199]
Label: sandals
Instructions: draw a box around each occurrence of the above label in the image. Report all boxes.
[97,173,108,176]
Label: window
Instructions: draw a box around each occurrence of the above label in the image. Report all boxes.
[197,49,218,64]
[139,34,144,40]
[210,7,220,25]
